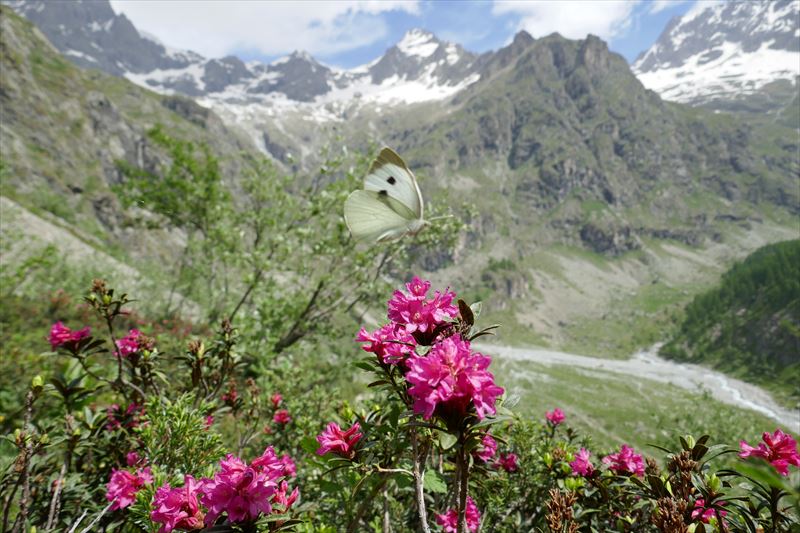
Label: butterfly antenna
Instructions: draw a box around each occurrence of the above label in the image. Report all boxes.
[427,215,454,222]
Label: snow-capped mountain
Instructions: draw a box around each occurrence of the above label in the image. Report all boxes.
[10,1,480,106]
[633,0,799,105]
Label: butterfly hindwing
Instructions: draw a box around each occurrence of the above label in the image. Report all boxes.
[363,148,423,219]
[344,190,417,243]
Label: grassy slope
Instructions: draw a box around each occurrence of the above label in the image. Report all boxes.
[661,240,800,406]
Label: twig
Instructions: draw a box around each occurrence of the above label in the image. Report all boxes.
[78,502,112,533]
[11,390,35,533]
[66,510,88,533]
[45,462,68,530]
[411,430,431,533]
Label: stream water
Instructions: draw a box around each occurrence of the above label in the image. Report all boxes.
[485,342,799,433]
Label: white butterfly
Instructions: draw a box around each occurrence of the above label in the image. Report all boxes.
[344,147,427,243]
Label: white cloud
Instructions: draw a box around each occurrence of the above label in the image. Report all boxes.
[648,0,688,14]
[109,0,420,59]
[492,0,640,41]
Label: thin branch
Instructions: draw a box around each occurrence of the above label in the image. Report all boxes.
[411,430,432,533]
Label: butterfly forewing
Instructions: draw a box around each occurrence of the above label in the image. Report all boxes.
[344,190,416,243]
[363,148,423,219]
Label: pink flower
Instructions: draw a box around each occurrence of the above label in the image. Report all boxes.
[115,329,141,358]
[387,276,458,336]
[273,409,291,425]
[204,415,214,429]
[545,408,565,425]
[570,448,594,477]
[48,321,90,349]
[270,392,283,408]
[126,451,140,467]
[435,496,481,533]
[106,404,122,431]
[316,422,363,459]
[496,453,519,473]
[474,434,497,463]
[691,499,727,524]
[272,481,299,514]
[250,446,287,478]
[150,475,205,533]
[280,454,297,478]
[201,454,279,525]
[106,467,152,510]
[356,323,416,365]
[739,429,800,476]
[602,444,645,477]
[405,335,504,420]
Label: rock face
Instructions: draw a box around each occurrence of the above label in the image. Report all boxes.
[633,0,799,107]
[0,7,251,260]
[9,1,480,105]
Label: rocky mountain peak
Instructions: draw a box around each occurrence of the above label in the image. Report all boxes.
[633,0,799,106]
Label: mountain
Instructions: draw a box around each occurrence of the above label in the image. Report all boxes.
[660,239,800,407]
[9,1,479,106]
[3,2,798,356]
[633,0,800,111]
[0,5,252,262]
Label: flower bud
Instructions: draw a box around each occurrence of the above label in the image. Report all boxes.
[31,375,44,394]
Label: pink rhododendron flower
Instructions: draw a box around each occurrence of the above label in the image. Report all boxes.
[570,448,594,477]
[316,422,363,459]
[106,467,152,510]
[115,328,141,358]
[201,454,279,525]
[603,444,645,477]
[48,321,90,349]
[272,481,300,514]
[126,451,140,467]
[357,323,416,364]
[280,454,297,478]
[435,496,481,533]
[691,499,727,524]
[474,434,497,462]
[271,392,283,408]
[204,415,214,429]
[739,429,800,476]
[545,408,565,425]
[273,409,291,425]
[150,475,205,533]
[496,453,519,473]
[106,404,122,431]
[387,276,458,335]
[250,446,288,478]
[405,335,504,420]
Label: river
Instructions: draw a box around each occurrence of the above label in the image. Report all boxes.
[484,342,799,433]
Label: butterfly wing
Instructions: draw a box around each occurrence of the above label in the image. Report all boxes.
[363,148,424,220]
[344,190,419,243]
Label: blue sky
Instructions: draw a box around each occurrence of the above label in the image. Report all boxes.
[111,0,701,68]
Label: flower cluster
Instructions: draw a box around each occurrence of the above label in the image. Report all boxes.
[739,429,800,476]
[570,448,594,477]
[691,498,727,524]
[545,408,565,426]
[387,276,458,337]
[356,323,416,365]
[147,447,298,532]
[474,433,498,462]
[201,446,296,524]
[106,467,153,510]
[436,496,481,533]
[151,475,205,533]
[106,402,145,431]
[602,444,645,477]
[495,453,519,473]
[48,321,90,350]
[116,328,142,358]
[405,335,504,420]
[316,422,363,459]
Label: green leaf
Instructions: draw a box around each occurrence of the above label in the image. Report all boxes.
[438,431,458,450]
[423,470,448,494]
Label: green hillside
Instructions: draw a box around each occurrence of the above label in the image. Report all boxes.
[661,239,800,405]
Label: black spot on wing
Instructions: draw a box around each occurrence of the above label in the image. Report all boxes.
[378,190,388,196]
[387,176,396,185]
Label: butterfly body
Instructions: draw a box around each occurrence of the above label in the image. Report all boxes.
[344,148,426,243]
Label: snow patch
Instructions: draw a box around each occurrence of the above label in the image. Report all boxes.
[397,29,439,59]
